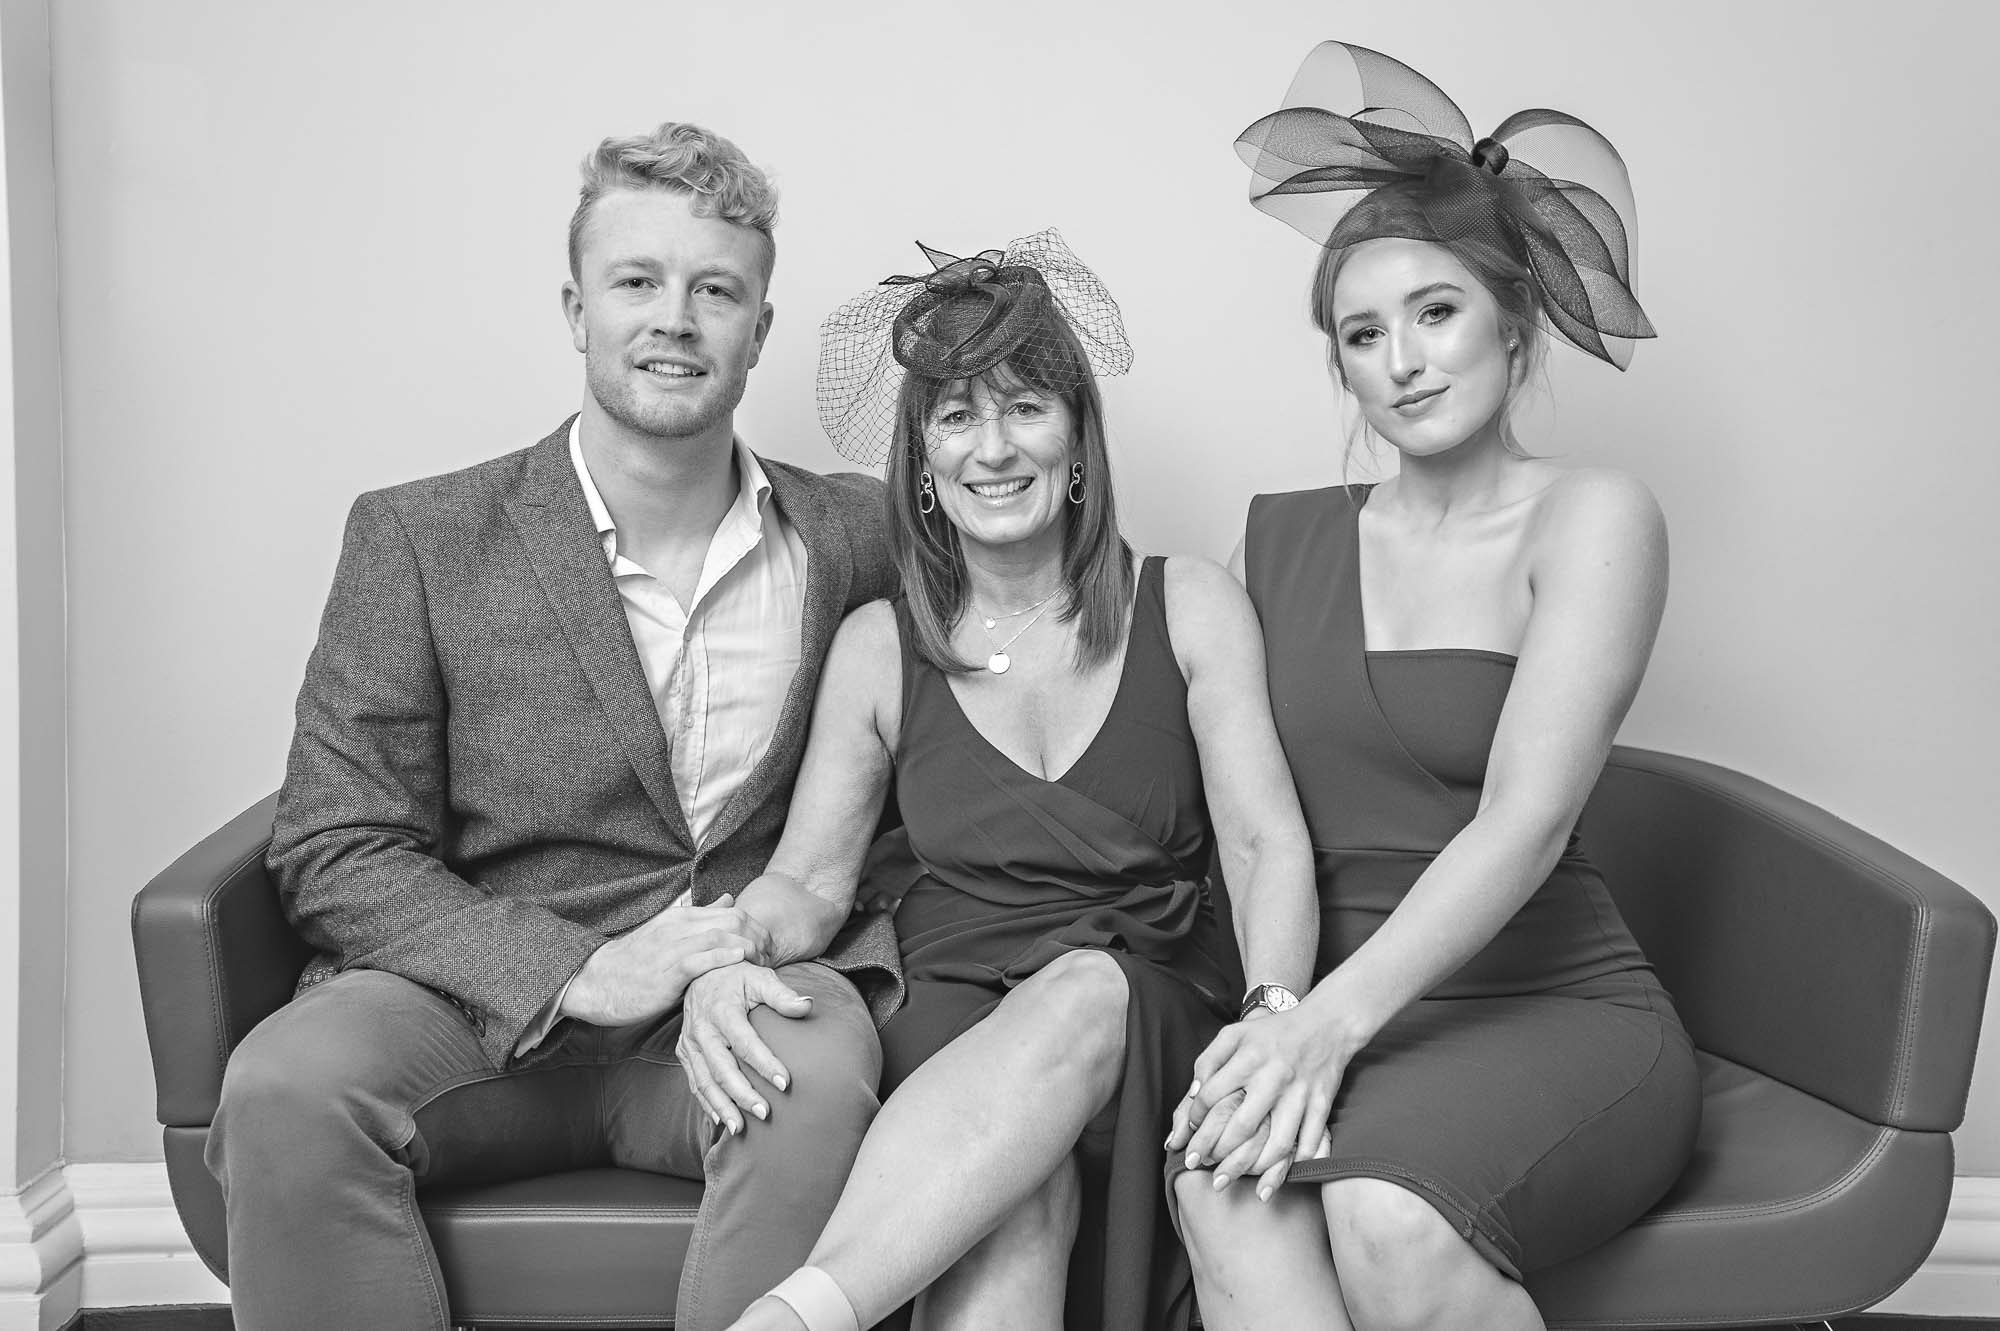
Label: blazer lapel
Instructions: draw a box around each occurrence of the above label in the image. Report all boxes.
[504,424,693,850]
[701,460,853,850]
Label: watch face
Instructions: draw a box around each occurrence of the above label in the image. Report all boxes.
[1243,984,1301,1019]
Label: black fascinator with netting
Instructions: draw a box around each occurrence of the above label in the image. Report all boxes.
[1236,41,1654,368]
[817,229,1133,466]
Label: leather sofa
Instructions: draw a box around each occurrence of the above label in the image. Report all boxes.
[133,746,1995,1329]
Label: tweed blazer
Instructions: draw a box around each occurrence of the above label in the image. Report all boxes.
[268,418,902,1065]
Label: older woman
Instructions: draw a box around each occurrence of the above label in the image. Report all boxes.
[1167,43,1702,1331]
[710,233,1314,1331]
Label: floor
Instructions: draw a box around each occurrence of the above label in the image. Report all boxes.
[60,1311,2000,1331]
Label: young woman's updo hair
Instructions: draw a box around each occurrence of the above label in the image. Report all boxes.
[1309,179,1549,456]
[884,283,1132,675]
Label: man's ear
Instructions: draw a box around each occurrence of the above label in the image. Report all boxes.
[561,280,587,353]
[747,301,775,370]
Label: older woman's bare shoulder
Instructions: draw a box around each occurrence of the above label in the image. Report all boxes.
[818,601,905,739]
[830,598,900,659]
[1162,555,1262,666]
[1163,553,1254,609]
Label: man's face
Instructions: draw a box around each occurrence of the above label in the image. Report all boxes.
[562,188,774,443]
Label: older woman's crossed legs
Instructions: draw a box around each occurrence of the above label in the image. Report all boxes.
[728,948,1129,1331]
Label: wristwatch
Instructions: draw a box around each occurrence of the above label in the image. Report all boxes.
[1239,983,1301,1021]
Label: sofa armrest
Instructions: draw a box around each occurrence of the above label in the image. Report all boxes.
[132,793,312,1127]
[1582,747,1994,1131]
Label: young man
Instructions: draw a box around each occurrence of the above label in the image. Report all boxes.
[207,123,898,1331]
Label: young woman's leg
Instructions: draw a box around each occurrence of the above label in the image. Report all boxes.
[1322,1178,1544,1331]
[1174,1169,1354,1331]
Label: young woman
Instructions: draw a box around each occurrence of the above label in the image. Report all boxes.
[1168,43,1701,1331]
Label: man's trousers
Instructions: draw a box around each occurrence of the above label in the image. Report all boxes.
[207,962,880,1331]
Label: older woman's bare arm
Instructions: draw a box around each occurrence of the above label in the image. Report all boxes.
[679,600,901,1132]
[1157,556,1331,1190]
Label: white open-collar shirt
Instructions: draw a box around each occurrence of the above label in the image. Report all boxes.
[518,425,806,1056]
[568,420,807,847]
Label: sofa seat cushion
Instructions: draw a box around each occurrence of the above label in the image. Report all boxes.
[422,1168,701,1327]
[1528,1052,1954,1328]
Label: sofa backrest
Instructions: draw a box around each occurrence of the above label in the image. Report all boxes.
[1584,747,1994,1132]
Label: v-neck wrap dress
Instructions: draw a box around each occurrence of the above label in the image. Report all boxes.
[861,555,1236,1331]
[1243,485,1701,1279]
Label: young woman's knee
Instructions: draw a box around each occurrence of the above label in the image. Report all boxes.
[1172,1169,1228,1270]
[1323,1178,1477,1330]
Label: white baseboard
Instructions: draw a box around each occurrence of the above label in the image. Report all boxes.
[63,1164,226,1309]
[0,1166,82,1331]
[1871,1174,2000,1318]
[23,1162,2000,1319]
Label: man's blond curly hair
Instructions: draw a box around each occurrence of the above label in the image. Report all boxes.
[567,122,778,283]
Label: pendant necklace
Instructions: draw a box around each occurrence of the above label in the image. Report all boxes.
[977,595,1061,675]
[979,586,1062,632]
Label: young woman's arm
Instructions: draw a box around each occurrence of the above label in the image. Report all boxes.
[1178,471,1668,1195]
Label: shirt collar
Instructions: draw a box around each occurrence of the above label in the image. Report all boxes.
[567,417,773,547]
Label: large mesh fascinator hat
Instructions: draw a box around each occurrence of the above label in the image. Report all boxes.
[817,229,1133,466]
[1237,41,1654,368]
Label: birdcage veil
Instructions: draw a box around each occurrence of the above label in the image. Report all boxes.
[816,229,1133,465]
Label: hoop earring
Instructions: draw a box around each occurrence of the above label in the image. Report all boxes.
[918,470,936,515]
[1067,461,1085,506]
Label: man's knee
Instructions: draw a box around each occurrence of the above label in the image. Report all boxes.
[211,1018,367,1191]
[714,965,879,1185]
[702,967,878,1223]
[210,970,484,1182]
[756,963,883,1106]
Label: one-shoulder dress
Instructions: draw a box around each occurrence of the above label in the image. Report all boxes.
[1244,486,1701,1279]
[862,555,1236,1331]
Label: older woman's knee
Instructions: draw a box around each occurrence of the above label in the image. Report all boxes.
[1323,1178,1469,1329]
[1012,949,1129,1060]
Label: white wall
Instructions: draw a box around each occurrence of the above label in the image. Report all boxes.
[1,0,65,1188]
[52,0,2000,1175]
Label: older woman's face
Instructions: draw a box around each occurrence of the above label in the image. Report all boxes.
[924,373,1076,559]
[1330,238,1514,459]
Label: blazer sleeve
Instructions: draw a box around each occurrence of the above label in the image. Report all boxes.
[268,490,604,1061]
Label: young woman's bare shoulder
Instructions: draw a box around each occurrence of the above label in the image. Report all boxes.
[1530,466,1665,560]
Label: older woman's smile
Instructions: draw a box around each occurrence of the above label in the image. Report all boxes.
[966,477,1035,500]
